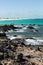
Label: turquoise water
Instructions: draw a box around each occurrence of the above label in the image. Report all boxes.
[0,19,43,25]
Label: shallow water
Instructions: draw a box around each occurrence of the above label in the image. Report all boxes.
[0,19,43,45]
[6,25,43,37]
[6,25,43,45]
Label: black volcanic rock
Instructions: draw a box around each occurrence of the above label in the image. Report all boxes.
[0,48,4,53]
[0,25,23,32]
[17,53,27,63]
[27,26,34,29]
[0,25,17,32]
[26,55,32,58]
[0,32,6,37]
[0,62,2,65]
[0,52,4,60]
[17,53,23,60]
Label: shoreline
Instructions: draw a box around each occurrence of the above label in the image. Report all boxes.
[0,18,43,20]
[0,24,43,65]
[0,18,29,20]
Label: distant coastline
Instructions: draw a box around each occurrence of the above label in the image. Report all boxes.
[0,18,29,20]
[0,18,43,20]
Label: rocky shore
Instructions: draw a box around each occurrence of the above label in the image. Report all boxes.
[0,25,43,65]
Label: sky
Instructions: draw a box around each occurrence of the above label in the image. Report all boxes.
[0,0,43,18]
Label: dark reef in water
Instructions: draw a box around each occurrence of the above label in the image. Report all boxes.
[0,25,16,32]
[0,24,24,32]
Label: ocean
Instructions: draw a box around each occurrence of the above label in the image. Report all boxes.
[0,19,43,25]
[0,19,43,45]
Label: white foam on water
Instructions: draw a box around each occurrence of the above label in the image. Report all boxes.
[17,35,23,38]
[14,25,23,27]
[33,25,39,29]
[8,30,13,32]
[16,26,28,32]
[24,38,43,45]
[6,34,43,45]
[5,29,14,33]
[7,35,23,40]
[7,35,16,40]
[37,40,43,42]
[16,29,24,32]
[9,36,16,40]
[24,39,38,45]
